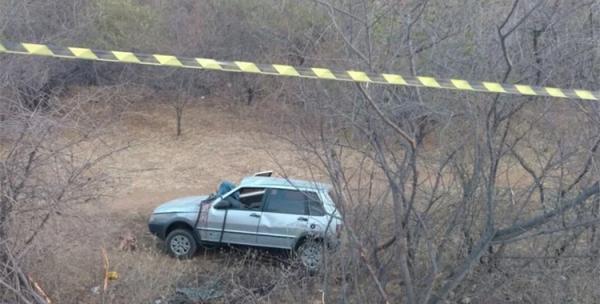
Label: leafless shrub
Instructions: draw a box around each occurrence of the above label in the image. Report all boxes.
[271,1,600,303]
[1,0,599,303]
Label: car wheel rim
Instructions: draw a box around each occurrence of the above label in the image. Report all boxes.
[170,235,191,256]
[300,243,322,271]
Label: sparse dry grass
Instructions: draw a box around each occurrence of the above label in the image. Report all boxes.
[18,93,597,304]
[21,96,328,303]
[104,98,324,213]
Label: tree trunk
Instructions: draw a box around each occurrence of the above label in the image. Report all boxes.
[176,108,183,137]
[391,184,417,304]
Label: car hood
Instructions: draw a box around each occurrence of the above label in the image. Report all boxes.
[152,195,209,214]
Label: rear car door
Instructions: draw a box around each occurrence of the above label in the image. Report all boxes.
[257,188,309,249]
[306,192,330,237]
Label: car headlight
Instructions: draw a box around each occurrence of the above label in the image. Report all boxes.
[149,213,169,223]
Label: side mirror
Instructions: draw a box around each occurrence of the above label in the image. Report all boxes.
[213,199,232,209]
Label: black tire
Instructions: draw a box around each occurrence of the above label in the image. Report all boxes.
[166,229,197,259]
[296,239,323,274]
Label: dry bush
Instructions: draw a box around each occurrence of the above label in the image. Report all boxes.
[0,81,134,303]
[1,0,599,303]
[0,94,336,304]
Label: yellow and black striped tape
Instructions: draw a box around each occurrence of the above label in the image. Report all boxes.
[0,40,598,101]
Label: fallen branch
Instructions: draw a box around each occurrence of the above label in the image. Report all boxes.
[27,275,52,304]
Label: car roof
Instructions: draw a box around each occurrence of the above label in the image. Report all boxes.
[239,176,332,192]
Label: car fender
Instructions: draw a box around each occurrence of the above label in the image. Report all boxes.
[151,212,199,240]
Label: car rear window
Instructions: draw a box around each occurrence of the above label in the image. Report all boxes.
[308,200,325,216]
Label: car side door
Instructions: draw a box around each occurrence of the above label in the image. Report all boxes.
[306,192,330,238]
[200,187,266,246]
[256,188,309,249]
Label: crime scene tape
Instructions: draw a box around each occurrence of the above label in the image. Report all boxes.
[0,40,598,101]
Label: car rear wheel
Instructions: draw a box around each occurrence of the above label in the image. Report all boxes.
[166,229,197,259]
[297,239,323,274]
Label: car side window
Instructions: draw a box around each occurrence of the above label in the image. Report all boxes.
[226,187,265,210]
[308,200,325,216]
[264,189,308,215]
[300,191,325,216]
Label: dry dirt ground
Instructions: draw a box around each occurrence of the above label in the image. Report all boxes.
[107,100,317,214]
[22,95,537,303]
[25,98,326,303]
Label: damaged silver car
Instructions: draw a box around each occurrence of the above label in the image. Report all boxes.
[148,172,343,272]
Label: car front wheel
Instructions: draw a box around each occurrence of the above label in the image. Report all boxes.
[166,229,197,259]
[297,239,323,274]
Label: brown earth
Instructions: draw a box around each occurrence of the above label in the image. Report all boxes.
[25,97,327,303]
[23,94,539,303]
[106,99,323,213]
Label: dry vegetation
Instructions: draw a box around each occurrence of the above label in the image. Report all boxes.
[2,0,600,303]
[20,94,329,303]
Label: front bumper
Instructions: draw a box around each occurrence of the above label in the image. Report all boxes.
[148,222,166,239]
[148,213,172,239]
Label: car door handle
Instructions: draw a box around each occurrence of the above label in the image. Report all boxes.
[250,213,261,218]
[297,217,308,222]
